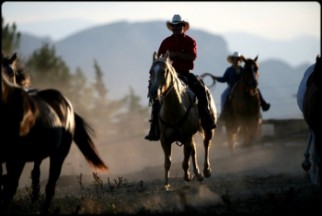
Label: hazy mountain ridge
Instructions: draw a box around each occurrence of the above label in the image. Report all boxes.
[15,21,319,119]
[224,32,319,68]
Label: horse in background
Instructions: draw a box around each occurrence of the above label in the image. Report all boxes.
[297,55,321,196]
[1,53,108,213]
[148,51,217,190]
[224,56,261,150]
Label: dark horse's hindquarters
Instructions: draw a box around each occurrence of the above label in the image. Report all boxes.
[1,53,108,213]
[299,55,321,196]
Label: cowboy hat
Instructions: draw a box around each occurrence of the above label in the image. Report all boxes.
[166,14,190,32]
[227,51,242,63]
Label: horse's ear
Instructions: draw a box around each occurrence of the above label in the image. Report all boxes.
[165,50,170,58]
[10,53,17,63]
[153,52,158,61]
[254,55,258,62]
[240,55,246,62]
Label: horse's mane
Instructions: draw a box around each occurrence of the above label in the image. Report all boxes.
[1,69,38,136]
[1,69,20,103]
[158,54,187,96]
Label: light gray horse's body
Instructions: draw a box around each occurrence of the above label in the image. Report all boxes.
[148,51,217,189]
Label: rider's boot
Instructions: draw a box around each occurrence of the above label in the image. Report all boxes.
[258,89,270,111]
[145,100,161,141]
[192,81,216,130]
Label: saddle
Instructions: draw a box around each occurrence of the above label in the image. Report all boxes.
[178,73,197,103]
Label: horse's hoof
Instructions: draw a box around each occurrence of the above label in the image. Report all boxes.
[164,184,171,191]
[302,160,311,171]
[203,168,211,178]
[196,173,204,182]
[183,173,193,182]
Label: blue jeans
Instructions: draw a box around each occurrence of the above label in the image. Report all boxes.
[221,87,231,112]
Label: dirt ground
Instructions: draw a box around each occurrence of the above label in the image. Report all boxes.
[5,126,321,215]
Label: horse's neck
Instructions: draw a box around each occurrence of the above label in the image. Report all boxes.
[312,63,321,87]
[233,79,257,98]
[161,77,189,115]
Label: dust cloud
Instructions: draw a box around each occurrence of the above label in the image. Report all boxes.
[16,118,308,191]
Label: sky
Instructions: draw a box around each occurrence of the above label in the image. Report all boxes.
[1,1,321,41]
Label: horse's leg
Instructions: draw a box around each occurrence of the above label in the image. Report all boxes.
[307,130,320,190]
[182,140,193,182]
[245,126,253,147]
[161,140,172,190]
[302,129,313,171]
[2,160,25,209]
[0,164,4,200]
[203,129,213,178]
[191,141,204,182]
[240,123,249,147]
[42,136,71,213]
[250,120,261,146]
[246,119,259,147]
[316,133,322,197]
[31,160,42,202]
[226,121,236,151]
[42,155,66,213]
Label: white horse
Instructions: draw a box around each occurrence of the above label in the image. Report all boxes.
[296,55,321,193]
[148,51,217,190]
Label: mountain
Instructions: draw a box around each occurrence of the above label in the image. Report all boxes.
[15,21,318,120]
[223,32,319,68]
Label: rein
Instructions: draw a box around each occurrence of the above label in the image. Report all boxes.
[160,76,177,101]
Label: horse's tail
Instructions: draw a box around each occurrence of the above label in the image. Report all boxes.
[73,113,108,172]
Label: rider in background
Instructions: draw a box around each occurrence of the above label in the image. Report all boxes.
[145,14,216,141]
[212,51,270,120]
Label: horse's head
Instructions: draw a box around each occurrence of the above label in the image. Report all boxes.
[314,55,321,87]
[240,55,259,94]
[1,52,30,88]
[148,51,177,101]
[2,52,18,84]
[2,53,17,103]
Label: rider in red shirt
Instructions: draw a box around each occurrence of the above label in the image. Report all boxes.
[158,30,196,73]
[145,14,216,141]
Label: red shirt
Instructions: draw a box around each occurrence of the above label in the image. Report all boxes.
[158,34,197,72]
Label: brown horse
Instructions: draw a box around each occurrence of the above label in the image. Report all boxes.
[297,55,321,195]
[1,53,108,213]
[224,56,261,149]
[148,51,217,190]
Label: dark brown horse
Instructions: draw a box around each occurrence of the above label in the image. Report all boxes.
[148,51,217,190]
[1,53,108,213]
[297,55,321,195]
[224,56,261,149]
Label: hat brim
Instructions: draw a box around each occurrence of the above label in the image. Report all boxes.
[166,21,190,32]
[227,56,241,64]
